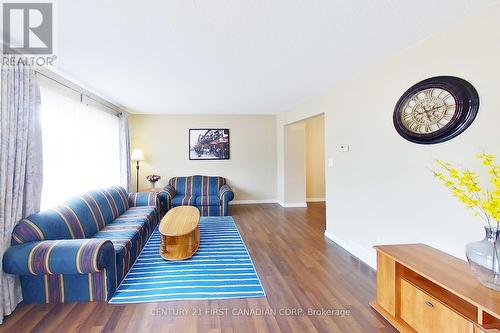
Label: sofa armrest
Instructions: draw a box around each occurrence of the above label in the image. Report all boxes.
[128,192,159,208]
[219,184,234,202]
[160,185,176,211]
[3,239,114,275]
[162,184,176,200]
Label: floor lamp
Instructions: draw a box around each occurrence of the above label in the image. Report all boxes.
[131,148,145,192]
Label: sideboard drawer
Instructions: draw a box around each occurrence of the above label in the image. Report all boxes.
[400,279,473,333]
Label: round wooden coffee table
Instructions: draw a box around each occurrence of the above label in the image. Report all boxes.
[159,206,200,260]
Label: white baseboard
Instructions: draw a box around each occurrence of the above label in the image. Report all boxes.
[306,197,326,202]
[324,230,376,270]
[277,201,308,208]
[230,199,278,205]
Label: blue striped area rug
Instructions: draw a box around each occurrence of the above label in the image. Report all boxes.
[109,216,266,304]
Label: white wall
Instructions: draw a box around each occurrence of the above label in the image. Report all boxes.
[277,3,500,268]
[130,114,277,202]
[305,115,325,200]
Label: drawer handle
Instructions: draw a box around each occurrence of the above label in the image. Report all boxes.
[425,301,434,308]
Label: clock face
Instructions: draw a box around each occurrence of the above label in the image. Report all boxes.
[400,88,457,135]
[393,76,479,144]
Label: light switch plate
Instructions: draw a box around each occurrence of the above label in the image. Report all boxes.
[339,144,349,152]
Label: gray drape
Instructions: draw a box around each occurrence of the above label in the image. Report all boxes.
[0,62,42,323]
[119,111,131,191]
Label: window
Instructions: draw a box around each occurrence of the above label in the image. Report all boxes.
[39,76,121,209]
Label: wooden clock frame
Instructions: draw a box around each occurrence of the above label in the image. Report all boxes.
[393,76,479,144]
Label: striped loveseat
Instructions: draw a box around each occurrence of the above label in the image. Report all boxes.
[160,176,234,216]
[2,186,159,303]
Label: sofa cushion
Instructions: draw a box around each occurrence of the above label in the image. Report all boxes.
[169,176,226,196]
[85,186,129,225]
[199,205,223,216]
[11,200,105,245]
[172,195,197,206]
[11,186,130,245]
[116,206,157,231]
[195,195,221,206]
[91,224,143,263]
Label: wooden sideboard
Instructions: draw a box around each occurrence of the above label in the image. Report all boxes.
[370,244,500,333]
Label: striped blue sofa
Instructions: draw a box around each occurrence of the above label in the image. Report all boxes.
[159,176,234,216]
[2,186,159,303]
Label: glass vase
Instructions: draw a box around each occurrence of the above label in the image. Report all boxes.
[150,181,156,189]
[465,225,500,291]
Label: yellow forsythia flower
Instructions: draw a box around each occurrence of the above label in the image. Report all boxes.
[432,152,499,224]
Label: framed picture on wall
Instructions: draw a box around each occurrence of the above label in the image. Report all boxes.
[189,129,230,160]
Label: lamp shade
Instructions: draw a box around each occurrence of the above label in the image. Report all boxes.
[131,148,145,161]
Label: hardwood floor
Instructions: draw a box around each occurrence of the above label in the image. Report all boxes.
[0,203,396,333]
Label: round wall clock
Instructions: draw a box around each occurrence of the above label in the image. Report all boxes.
[393,76,479,144]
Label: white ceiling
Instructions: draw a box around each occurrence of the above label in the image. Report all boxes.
[54,0,495,114]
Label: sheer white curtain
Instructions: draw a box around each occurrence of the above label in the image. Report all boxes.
[39,77,121,209]
[119,112,131,192]
[0,62,42,324]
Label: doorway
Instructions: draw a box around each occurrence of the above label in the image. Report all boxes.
[282,113,325,207]
[305,114,325,203]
